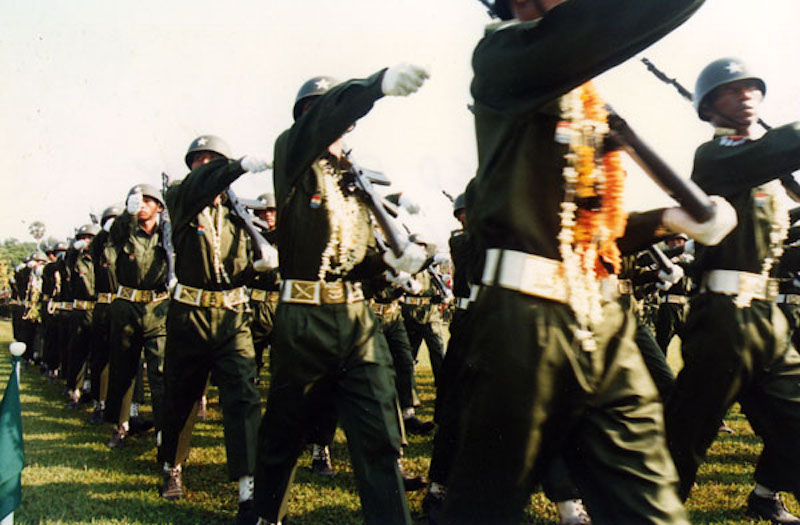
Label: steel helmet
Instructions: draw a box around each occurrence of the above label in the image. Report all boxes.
[184,135,233,168]
[257,192,276,208]
[101,203,124,223]
[480,0,513,20]
[694,57,766,121]
[452,193,466,218]
[129,184,164,207]
[76,223,101,237]
[293,76,339,120]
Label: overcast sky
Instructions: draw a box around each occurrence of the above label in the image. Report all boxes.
[2,0,799,249]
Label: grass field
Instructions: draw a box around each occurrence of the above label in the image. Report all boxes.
[0,318,794,524]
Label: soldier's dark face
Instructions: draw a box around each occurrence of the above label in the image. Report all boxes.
[707,79,763,130]
[190,151,223,170]
[138,196,163,222]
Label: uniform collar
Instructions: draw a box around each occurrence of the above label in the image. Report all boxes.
[713,126,738,138]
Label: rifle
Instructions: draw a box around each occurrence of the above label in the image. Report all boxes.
[225,187,275,271]
[160,172,177,286]
[640,57,800,202]
[342,150,410,258]
[606,106,715,222]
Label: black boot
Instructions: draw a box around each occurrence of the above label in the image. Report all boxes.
[746,490,800,524]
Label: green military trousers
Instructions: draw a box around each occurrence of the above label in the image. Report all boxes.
[159,301,261,480]
[250,297,278,372]
[90,302,112,405]
[377,314,416,411]
[105,298,167,430]
[666,294,800,500]
[65,309,94,393]
[655,302,688,355]
[254,300,411,525]
[441,286,687,525]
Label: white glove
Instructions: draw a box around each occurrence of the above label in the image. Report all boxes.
[15,263,25,272]
[398,193,421,215]
[381,63,430,97]
[35,265,44,277]
[383,243,427,274]
[432,254,449,266]
[73,239,87,250]
[253,244,279,272]
[662,196,737,246]
[126,190,144,215]
[384,270,423,295]
[655,264,684,291]
[103,217,115,232]
[241,156,270,173]
[26,261,35,268]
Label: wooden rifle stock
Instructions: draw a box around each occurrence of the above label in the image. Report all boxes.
[606,107,715,223]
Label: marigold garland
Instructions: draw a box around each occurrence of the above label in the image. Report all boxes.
[557,81,628,344]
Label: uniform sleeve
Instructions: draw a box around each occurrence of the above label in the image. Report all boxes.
[692,123,800,196]
[275,71,386,198]
[617,209,667,255]
[166,159,246,232]
[472,0,704,114]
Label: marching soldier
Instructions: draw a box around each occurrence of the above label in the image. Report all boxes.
[158,135,270,525]
[88,203,122,425]
[654,235,693,354]
[64,223,100,408]
[105,185,170,449]
[41,242,67,379]
[249,192,281,374]
[253,64,430,525]
[665,57,800,523]
[440,1,736,524]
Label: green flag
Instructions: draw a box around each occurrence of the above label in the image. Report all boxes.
[0,363,23,521]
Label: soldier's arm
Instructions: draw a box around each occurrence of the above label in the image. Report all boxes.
[280,72,386,192]
[616,209,669,255]
[472,0,703,114]
[692,123,800,197]
[165,159,247,232]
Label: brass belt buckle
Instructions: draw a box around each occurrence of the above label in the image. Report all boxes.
[177,285,202,307]
[322,282,345,304]
[289,281,321,304]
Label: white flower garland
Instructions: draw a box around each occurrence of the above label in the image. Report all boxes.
[734,180,789,308]
[315,158,371,281]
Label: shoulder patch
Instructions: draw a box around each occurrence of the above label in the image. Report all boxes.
[719,136,747,147]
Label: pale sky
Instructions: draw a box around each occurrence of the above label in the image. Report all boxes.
[2,0,799,250]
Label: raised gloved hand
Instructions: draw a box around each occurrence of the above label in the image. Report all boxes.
[381,63,430,97]
[126,189,144,215]
[655,264,684,291]
[240,156,270,173]
[103,217,115,232]
[253,244,279,272]
[34,265,44,277]
[662,196,737,246]
[384,270,422,295]
[432,254,449,266]
[383,243,427,275]
[398,193,421,215]
[73,239,88,251]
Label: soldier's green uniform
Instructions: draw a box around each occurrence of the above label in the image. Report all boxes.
[402,269,446,385]
[253,71,411,525]
[88,226,117,415]
[105,208,169,436]
[654,248,693,355]
[665,122,800,500]
[64,237,96,402]
[441,1,704,523]
[776,242,800,350]
[249,262,280,373]
[159,159,261,482]
[41,253,62,375]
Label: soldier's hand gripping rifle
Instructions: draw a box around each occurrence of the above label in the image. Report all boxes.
[342,150,410,258]
[640,57,800,202]
[160,172,177,287]
[225,187,278,272]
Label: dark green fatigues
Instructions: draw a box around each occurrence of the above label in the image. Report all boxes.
[249,265,281,373]
[441,2,704,523]
[402,270,446,385]
[776,244,800,350]
[160,160,261,480]
[41,261,61,373]
[253,71,410,525]
[89,230,116,406]
[665,123,800,500]
[105,211,169,432]
[64,246,95,394]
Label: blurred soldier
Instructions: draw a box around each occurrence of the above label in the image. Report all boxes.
[105,185,170,449]
[64,223,100,408]
[249,192,281,374]
[159,135,270,525]
[665,57,800,523]
[253,63,430,525]
[654,235,693,354]
[41,242,67,378]
[87,203,122,425]
[439,1,737,524]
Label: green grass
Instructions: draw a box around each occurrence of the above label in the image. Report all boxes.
[0,320,795,524]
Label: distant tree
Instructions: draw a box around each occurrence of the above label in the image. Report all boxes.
[0,238,39,290]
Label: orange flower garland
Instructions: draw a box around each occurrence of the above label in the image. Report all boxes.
[556,80,628,339]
